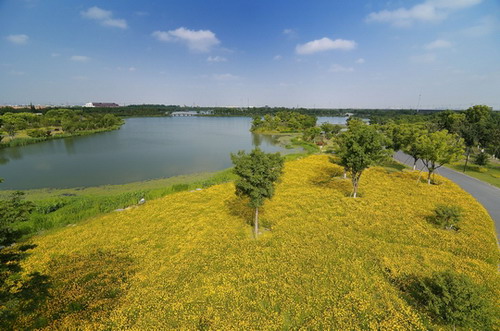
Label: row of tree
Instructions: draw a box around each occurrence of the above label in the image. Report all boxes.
[250,111,317,132]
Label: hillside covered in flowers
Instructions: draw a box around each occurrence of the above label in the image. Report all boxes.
[13,155,499,329]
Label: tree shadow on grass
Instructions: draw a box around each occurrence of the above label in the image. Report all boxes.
[1,244,51,331]
[309,165,352,197]
[225,197,254,227]
[8,249,136,330]
[225,197,273,230]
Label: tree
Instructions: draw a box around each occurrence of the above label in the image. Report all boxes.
[0,191,34,247]
[486,117,500,159]
[231,148,284,238]
[435,110,464,135]
[320,122,342,139]
[417,130,464,184]
[460,105,492,172]
[303,127,321,143]
[410,271,495,330]
[336,122,390,197]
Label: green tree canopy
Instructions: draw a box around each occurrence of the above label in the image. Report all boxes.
[417,130,464,184]
[0,191,34,247]
[435,110,465,135]
[460,105,493,171]
[231,148,284,237]
[336,122,390,197]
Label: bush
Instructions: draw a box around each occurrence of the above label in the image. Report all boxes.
[430,204,462,230]
[474,151,489,166]
[35,199,68,214]
[26,129,50,138]
[409,271,495,329]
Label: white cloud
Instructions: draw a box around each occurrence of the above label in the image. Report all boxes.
[329,64,354,73]
[355,58,365,64]
[82,6,111,20]
[51,52,60,57]
[9,70,25,76]
[152,27,220,52]
[70,55,90,62]
[461,16,496,37]
[207,56,227,63]
[151,31,171,42]
[6,34,29,45]
[283,28,297,39]
[410,53,437,63]
[296,38,357,55]
[102,18,127,29]
[128,66,136,72]
[213,73,239,81]
[366,0,482,27]
[81,6,127,29]
[425,39,452,49]
[273,55,283,60]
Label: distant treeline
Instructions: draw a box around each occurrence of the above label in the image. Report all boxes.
[251,111,317,132]
[3,105,498,125]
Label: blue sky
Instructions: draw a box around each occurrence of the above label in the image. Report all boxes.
[1,0,499,108]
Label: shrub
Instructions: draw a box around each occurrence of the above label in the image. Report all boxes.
[430,204,462,230]
[26,129,50,138]
[35,199,68,214]
[478,167,488,173]
[409,271,496,330]
[172,183,189,192]
[474,151,489,166]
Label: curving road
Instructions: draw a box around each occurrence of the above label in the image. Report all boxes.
[394,151,500,241]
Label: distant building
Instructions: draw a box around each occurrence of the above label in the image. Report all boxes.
[84,102,119,108]
[170,110,214,116]
[171,111,198,117]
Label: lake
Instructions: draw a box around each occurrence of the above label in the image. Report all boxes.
[0,116,348,190]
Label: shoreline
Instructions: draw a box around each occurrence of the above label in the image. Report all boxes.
[0,124,123,149]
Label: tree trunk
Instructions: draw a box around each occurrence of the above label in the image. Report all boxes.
[463,147,471,172]
[254,207,259,238]
[343,170,347,179]
[427,171,432,184]
[352,177,358,198]
[412,157,417,170]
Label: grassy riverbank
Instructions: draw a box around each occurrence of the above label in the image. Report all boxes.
[1,169,237,239]
[8,155,499,329]
[447,159,500,188]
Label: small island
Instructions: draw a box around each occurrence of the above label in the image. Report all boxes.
[0,109,123,148]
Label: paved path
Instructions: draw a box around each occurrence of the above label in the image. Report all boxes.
[394,151,500,241]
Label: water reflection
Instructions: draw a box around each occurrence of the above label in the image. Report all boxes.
[63,138,76,154]
[251,133,262,147]
[0,146,24,164]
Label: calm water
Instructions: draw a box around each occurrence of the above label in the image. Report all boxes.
[0,116,348,189]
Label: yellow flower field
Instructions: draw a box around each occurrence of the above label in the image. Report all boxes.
[14,155,500,330]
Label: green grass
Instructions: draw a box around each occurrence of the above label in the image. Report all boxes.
[9,155,499,329]
[2,168,237,238]
[448,159,500,188]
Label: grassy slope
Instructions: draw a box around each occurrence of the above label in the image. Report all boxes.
[15,155,500,330]
[448,159,500,188]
